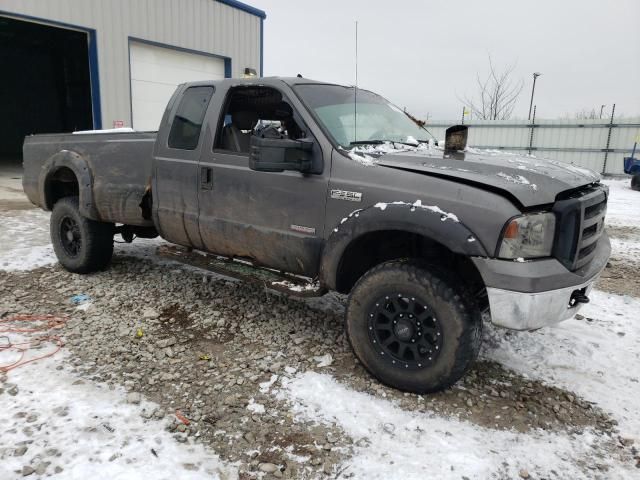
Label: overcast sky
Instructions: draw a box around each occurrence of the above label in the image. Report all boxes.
[250,0,640,120]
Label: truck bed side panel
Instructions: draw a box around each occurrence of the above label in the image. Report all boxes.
[23,132,156,226]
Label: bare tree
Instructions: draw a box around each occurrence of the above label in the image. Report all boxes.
[460,55,524,120]
[574,108,599,120]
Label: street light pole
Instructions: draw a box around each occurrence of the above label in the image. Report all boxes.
[528,72,542,121]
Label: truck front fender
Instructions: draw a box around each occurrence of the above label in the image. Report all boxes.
[319,201,489,290]
[38,150,100,220]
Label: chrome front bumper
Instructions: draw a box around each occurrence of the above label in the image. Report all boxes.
[475,232,610,331]
[486,276,598,330]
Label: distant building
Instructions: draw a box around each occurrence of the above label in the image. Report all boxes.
[0,0,265,162]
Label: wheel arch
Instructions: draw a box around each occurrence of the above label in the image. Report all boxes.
[319,203,489,294]
[38,150,100,219]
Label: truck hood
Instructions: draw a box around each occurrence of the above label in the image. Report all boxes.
[376,149,602,207]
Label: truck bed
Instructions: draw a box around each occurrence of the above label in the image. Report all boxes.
[23,130,157,226]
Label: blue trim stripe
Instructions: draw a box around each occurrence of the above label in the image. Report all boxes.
[260,17,264,77]
[224,58,232,78]
[0,10,102,129]
[216,0,266,19]
[87,30,102,129]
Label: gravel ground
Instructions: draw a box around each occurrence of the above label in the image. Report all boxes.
[1,178,639,478]
[599,225,640,298]
[0,249,633,478]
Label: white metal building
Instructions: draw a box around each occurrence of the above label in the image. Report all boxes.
[0,0,265,162]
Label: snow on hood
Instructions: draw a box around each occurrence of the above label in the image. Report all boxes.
[342,141,602,207]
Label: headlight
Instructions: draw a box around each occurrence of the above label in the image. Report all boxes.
[498,212,556,259]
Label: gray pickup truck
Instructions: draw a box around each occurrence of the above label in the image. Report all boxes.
[22,76,610,393]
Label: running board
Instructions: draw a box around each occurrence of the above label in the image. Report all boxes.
[156,245,326,298]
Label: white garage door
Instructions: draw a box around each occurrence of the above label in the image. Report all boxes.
[130,41,225,131]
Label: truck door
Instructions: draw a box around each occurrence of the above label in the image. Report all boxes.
[153,84,214,249]
[198,84,329,276]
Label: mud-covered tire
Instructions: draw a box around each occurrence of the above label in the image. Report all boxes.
[632,174,640,192]
[50,196,114,274]
[345,261,482,393]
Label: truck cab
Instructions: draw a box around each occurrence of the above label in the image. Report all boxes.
[22,76,610,394]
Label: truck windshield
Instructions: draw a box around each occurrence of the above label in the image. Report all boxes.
[294,84,427,148]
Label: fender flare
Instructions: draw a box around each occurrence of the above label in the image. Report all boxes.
[38,150,100,220]
[319,202,489,290]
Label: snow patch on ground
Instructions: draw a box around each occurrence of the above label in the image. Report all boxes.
[603,179,640,227]
[485,289,640,436]
[0,209,168,272]
[0,353,235,479]
[270,279,320,293]
[0,209,56,270]
[277,371,633,479]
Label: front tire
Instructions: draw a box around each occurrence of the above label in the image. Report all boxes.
[345,261,482,393]
[50,196,114,273]
[632,174,640,192]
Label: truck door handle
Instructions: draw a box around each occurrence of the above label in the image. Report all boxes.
[200,167,213,190]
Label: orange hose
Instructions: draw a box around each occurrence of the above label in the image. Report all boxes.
[0,314,68,372]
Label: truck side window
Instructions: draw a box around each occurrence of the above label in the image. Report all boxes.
[168,86,214,150]
[215,86,303,155]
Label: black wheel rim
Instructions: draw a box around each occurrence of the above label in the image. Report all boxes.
[368,293,443,370]
[59,216,81,257]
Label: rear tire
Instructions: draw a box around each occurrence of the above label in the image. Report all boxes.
[50,196,114,273]
[632,174,640,192]
[345,261,482,393]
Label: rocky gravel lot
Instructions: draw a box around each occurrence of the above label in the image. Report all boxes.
[600,225,640,298]
[1,178,639,478]
[1,248,635,478]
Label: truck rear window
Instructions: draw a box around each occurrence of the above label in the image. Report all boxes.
[168,86,214,150]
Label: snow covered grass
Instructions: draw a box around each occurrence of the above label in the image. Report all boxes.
[277,371,634,479]
[0,352,235,479]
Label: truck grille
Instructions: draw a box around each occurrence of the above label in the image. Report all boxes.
[553,184,607,271]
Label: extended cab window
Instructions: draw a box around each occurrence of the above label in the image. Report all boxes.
[168,86,214,150]
[215,86,304,155]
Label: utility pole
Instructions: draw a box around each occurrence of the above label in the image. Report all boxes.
[527,72,542,121]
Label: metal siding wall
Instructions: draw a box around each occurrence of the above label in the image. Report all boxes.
[0,0,261,128]
[426,118,640,175]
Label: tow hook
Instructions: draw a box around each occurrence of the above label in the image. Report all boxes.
[569,289,590,307]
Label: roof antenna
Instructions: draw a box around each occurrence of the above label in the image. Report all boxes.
[354,20,358,143]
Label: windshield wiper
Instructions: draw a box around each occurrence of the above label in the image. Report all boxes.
[349,140,386,145]
[350,139,427,147]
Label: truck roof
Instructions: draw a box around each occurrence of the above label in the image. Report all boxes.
[180,76,343,89]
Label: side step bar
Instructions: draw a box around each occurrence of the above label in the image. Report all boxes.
[156,244,326,298]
